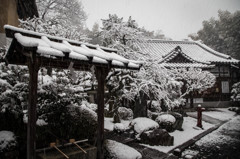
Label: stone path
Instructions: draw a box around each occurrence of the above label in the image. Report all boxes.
[186,112,223,125]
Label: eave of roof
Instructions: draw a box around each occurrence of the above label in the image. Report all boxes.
[4,25,117,53]
[3,25,141,71]
[159,46,210,65]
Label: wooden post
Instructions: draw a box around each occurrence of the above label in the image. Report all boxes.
[27,52,39,159]
[95,67,109,159]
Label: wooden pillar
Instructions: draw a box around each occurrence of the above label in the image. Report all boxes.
[95,66,109,159]
[27,52,39,159]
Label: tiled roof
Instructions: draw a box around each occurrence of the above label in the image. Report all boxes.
[4,25,142,70]
[137,39,239,64]
[159,46,210,65]
[159,63,215,68]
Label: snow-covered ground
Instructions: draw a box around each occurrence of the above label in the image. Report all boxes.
[104,109,237,154]
[105,116,214,153]
[195,115,240,147]
[202,108,236,121]
[105,117,131,131]
[142,117,214,153]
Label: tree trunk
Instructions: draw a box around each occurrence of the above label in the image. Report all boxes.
[134,91,148,118]
[190,91,194,108]
[17,0,39,19]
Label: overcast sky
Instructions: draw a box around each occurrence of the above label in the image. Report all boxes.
[81,0,240,40]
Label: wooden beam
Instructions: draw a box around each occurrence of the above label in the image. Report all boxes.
[95,66,109,159]
[27,51,39,159]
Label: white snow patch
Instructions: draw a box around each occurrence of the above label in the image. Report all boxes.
[202,108,236,121]
[129,117,159,135]
[14,33,49,47]
[79,104,97,121]
[195,116,240,147]
[69,51,89,61]
[37,46,64,57]
[36,119,48,126]
[104,118,130,131]
[92,56,108,64]
[156,114,176,124]
[41,36,71,53]
[128,62,140,68]
[105,140,142,159]
[0,131,16,152]
[113,123,126,132]
[112,60,125,67]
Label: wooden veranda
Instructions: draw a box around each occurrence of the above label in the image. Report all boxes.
[2,25,141,159]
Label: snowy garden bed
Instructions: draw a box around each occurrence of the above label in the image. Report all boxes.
[141,117,214,153]
[104,116,214,153]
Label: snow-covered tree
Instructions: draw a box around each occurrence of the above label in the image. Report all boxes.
[231,82,240,102]
[189,10,240,59]
[169,67,216,107]
[37,0,87,26]
[19,0,88,41]
[101,14,144,59]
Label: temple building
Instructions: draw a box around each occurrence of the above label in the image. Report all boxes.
[137,39,240,107]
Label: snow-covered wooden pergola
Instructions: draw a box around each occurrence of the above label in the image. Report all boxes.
[3,25,141,159]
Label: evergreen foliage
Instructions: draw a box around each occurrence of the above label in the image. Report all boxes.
[189,10,240,59]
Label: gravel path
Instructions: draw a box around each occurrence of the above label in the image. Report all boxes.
[183,115,240,159]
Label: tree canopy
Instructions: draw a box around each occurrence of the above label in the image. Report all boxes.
[189,10,240,60]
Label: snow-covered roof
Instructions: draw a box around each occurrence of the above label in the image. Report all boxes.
[137,39,239,65]
[3,25,141,70]
[158,46,214,68]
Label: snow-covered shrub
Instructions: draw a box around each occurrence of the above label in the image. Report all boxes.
[118,107,133,120]
[231,82,240,102]
[0,131,17,153]
[74,104,97,122]
[81,101,97,112]
[156,114,176,124]
[148,100,162,113]
[147,110,153,119]
[129,117,159,137]
[113,123,126,133]
[155,114,176,132]
[104,140,142,159]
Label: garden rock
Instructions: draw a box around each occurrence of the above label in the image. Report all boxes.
[170,112,184,131]
[104,140,142,159]
[118,107,133,120]
[155,114,176,132]
[140,129,174,146]
[113,123,126,133]
[129,117,159,137]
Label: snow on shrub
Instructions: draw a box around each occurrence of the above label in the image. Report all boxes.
[147,110,153,119]
[155,114,176,125]
[113,123,126,133]
[148,100,162,113]
[129,117,159,135]
[0,131,17,153]
[81,101,97,112]
[75,104,97,122]
[231,82,240,102]
[105,140,142,159]
[118,107,133,120]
